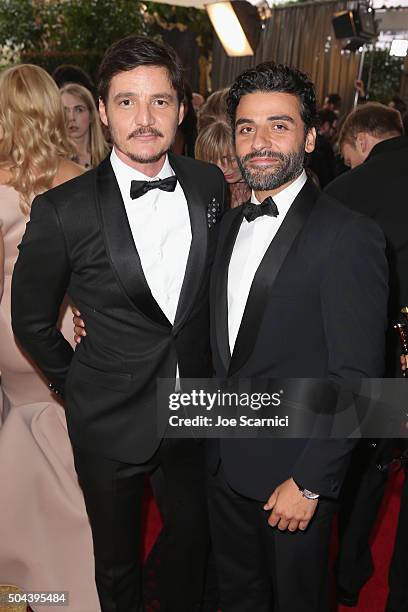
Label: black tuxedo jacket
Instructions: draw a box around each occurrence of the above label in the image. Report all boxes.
[325,136,408,375]
[11,153,226,464]
[209,179,388,501]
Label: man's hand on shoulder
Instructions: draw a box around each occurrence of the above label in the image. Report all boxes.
[264,477,318,532]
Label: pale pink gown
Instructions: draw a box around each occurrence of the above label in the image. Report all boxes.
[0,185,100,612]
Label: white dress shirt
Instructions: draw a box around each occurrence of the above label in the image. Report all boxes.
[227,170,307,353]
[110,147,191,325]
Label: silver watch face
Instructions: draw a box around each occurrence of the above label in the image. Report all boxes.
[302,489,319,500]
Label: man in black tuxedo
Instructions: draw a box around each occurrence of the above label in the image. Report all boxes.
[11,36,226,612]
[324,102,408,610]
[207,63,388,611]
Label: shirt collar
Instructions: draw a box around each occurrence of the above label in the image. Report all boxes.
[110,147,174,184]
[251,170,307,213]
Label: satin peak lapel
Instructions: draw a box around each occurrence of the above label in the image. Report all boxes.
[169,153,208,334]
[214,205,245,373]
[96,157,171,327]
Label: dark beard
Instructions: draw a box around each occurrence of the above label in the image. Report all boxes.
[119,127,168,164]
[109,123,170,164]
[237,145,305,191]
[112,139,170,165]
[124,148,169,164]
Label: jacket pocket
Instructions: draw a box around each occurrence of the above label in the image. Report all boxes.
[74,359,134,392]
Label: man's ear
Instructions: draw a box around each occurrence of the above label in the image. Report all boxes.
[356,132,368,154]
[99,97,108,128]
[305,127,316,154]
[178,100,185,126]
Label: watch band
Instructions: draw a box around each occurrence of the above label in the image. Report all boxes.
[300,488,320,500]
[293,479,320,500]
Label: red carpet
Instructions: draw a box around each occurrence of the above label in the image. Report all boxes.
[142,469,404,611]
[142,486,163,562]
[338,468,404,612]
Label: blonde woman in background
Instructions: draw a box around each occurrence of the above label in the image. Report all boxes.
[195,120,251,208]
[61,82,110,169]
[197,87,229,131]
[0,64,100,612]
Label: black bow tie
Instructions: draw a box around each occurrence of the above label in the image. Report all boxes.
[130,175,177,199]
[242,196,279,223]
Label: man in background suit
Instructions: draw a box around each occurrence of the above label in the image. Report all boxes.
[324,102,408,610]
[11,36,226,612]
[307,108,337,187]
[207,63,388,612]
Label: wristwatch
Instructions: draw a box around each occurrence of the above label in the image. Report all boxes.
[294,480,320,500]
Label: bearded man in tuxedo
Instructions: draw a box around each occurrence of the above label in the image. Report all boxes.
[206,62,389,612]
[11,35,226,612]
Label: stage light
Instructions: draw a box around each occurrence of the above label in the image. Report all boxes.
[205,1,261,57]
[390,39,408,57]
[332,5,377,51]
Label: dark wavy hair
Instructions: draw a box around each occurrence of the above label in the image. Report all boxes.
[98,35,185,105]
[227,62,317,135]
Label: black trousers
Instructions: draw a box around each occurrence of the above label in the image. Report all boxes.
[73,438,209,612]
[336,440,391,594]
[207,466,336,612]
[386,466,408,612]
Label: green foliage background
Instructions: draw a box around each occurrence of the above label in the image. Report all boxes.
[0,0,212,81]
[0,0,149,78]
[362,49,404,103]
[144,1,213,51]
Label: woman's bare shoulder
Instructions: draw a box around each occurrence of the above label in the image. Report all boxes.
[0,168,11,185]
[53,158,84,188]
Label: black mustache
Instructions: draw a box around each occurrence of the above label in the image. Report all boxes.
[241,150,285,163]
[127,128,163,139]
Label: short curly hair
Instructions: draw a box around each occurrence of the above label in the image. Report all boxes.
[227,62,317,135]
